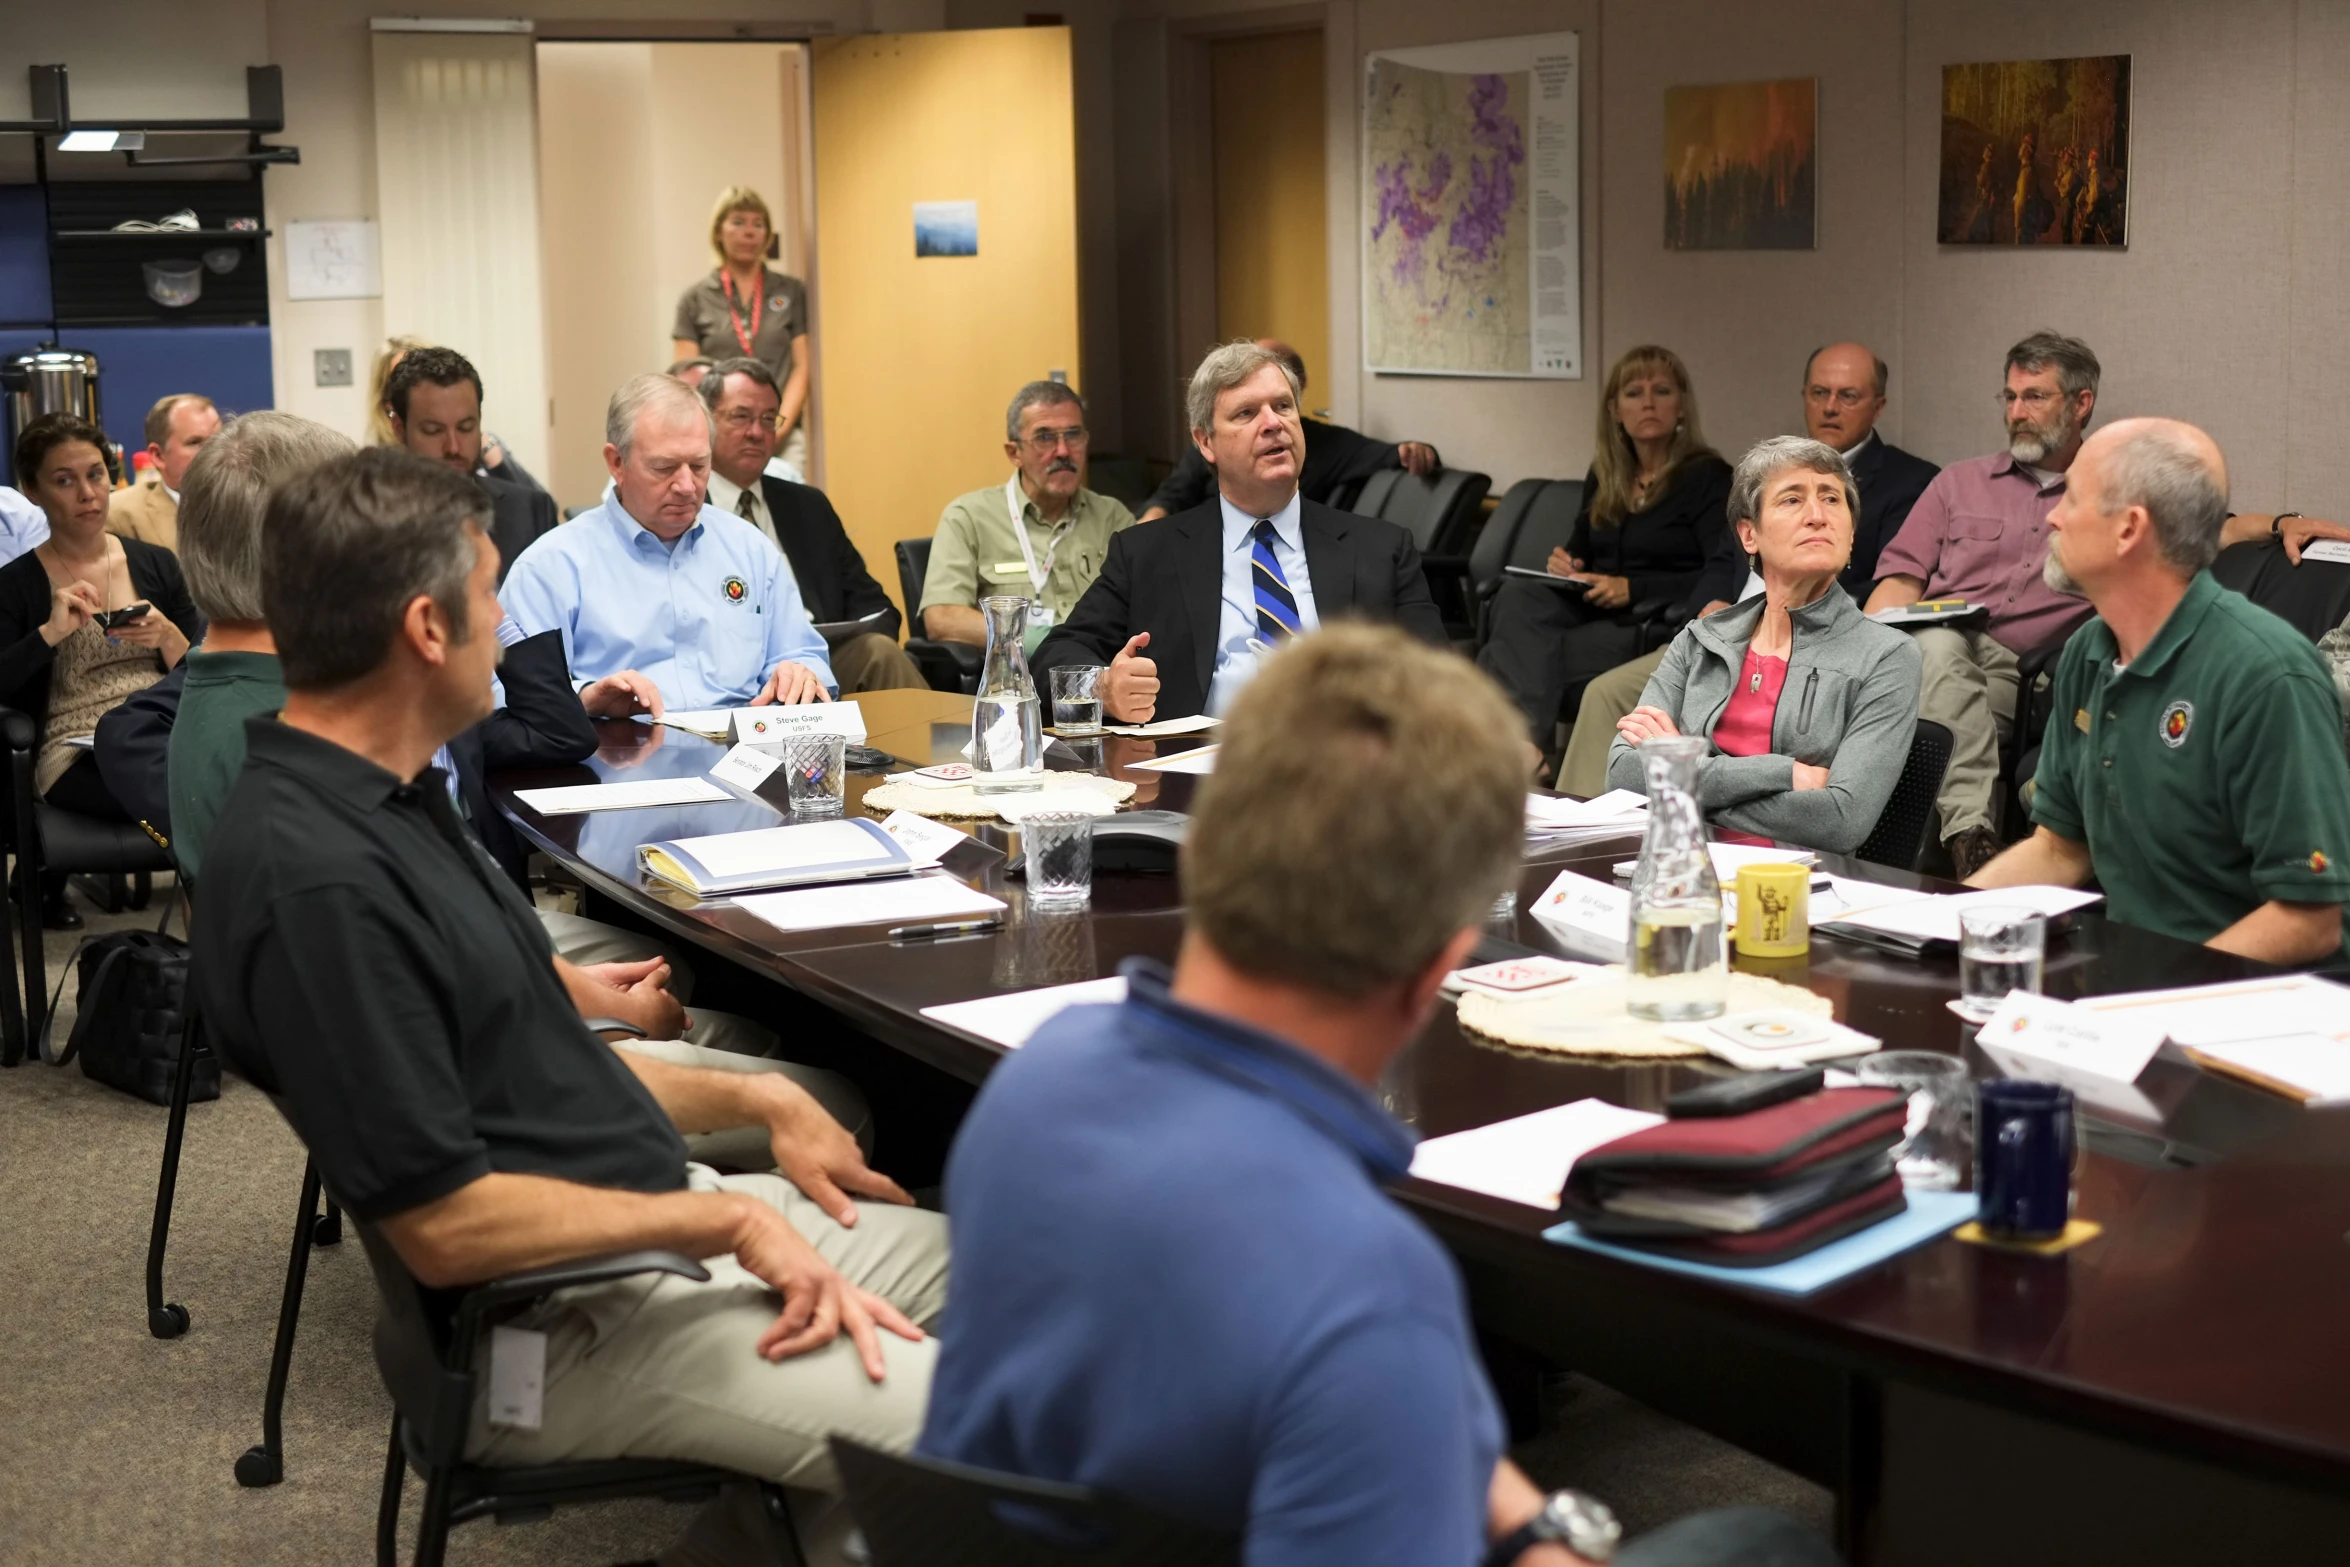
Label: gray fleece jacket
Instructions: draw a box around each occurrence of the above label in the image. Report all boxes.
[1605,585,1922,854]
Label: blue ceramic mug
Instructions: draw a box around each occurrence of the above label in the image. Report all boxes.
[1976,1078,2075,1240]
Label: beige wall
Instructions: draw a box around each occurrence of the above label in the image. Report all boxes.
[811,26,1082,615]
[537,40,812,512]
[1211,30,1331,393]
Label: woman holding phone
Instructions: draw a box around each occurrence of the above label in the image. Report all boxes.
[3,414,201,922]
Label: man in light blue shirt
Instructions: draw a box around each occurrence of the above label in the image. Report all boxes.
[0,484,51,564]
[500,374,835,712]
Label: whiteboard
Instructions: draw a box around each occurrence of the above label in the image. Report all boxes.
[284,220,382,301]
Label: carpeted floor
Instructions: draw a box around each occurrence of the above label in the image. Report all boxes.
[0,886,1828,1565]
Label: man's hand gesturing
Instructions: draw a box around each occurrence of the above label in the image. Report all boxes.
[1104,632,1159,723]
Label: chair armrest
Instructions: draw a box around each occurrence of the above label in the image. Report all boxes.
[579,1017,646,1037]
[450,1249,713,1363]
[0,704,32,755]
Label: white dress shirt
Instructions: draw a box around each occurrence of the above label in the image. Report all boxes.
[1205,486,1319,717]
[705,470,781,551]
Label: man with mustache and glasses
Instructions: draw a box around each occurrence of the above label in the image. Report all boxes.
[920,382,1134,655]
[1868,331,2102,879]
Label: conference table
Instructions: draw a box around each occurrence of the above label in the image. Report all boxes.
[495,688,2350,1566]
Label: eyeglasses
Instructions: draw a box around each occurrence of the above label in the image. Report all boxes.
[1021,427,1090,452]
[1804,386,1872,408]
[717,409,774,430]
[1997,389,2064,409]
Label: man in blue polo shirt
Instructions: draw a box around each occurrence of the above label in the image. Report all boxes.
[922,623,1835,1567]
[500,373,834,714]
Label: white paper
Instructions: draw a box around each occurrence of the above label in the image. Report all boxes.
[1975,990,2165,1086]
[878,809,968,866]
[658,709,738,739]
[2185,1034,2350,1106]
[1130,745,1219,774]
[2298,539,2350,565]
[1526,789,1648,829]
[487,1325,545,1431]
[284,219,381,300]
[1408,1099,1662,1209]
[513,777,732,814]
[1824,885,2101,944]
[2075,974,2350,1048]
[733,871,1004,934]
[1102,714,1221,737]
[1529,869,1632,955]
[1613,842,1818,881]
[669,819,884,880]
[921,976,1130,1049]
[732,702,868,744]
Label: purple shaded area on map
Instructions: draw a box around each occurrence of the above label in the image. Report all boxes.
[1446,75,1525,263]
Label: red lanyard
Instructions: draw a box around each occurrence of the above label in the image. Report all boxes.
[720,270,763,355]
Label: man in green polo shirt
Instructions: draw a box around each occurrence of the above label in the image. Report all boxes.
[1970,417,2350,963]
[920,381,1134,653]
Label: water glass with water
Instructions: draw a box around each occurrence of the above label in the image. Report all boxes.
[1051,665,1106,735]
[783,734,847,818]
[1022,812,1094,905]
[1956,906,2045,1021]
[1856,1051,1972,1191]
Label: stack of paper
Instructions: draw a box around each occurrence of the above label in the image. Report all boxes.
[1612,841,1817,881]
[1408,1099,1665,1209]
[2074,975,2350,1107]
[638,817,911,896]
[1818,884,2102,952]
[1525,789,1649,844]
[1101,714,1220,738]
[734,871,1005,934]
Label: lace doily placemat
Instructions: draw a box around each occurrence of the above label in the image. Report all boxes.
[1457,969,1833,1058]
[861,773,1137,821]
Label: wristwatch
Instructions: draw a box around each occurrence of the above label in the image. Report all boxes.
[1484,1489,1623,1566]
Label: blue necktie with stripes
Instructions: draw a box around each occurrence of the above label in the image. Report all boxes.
[1251,519,1301,643]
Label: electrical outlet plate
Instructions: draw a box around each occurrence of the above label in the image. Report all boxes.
[314,347,353,388]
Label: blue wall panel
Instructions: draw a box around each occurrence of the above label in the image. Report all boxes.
[59,324,275,455]
[0,188,51,326]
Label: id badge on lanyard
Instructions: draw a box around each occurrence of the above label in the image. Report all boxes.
[1006,474,1061,631]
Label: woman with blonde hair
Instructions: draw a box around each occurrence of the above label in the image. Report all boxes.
[1478,344,1738,770]
[672,185,813,474]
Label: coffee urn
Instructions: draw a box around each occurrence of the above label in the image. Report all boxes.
[2,349,103,485]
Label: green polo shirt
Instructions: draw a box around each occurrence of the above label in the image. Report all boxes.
[919,482,1134,635]
[167,648,285,885]
[2032,570,2350,952]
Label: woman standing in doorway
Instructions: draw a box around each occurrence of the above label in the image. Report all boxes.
[672,186,812,477]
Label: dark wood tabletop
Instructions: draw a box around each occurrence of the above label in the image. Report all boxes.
[495,688,2350,1563]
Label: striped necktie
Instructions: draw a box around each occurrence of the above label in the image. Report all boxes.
[1250,519,1301,643]
[735,488,758,525]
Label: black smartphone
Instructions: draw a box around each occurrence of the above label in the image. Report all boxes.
[94,602,152,630]
[1665,1067,1824,1119]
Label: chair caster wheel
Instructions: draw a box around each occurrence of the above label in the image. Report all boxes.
[310,1212,342,1247]
[148,1302,190,1339]
[234,1445,282,1488]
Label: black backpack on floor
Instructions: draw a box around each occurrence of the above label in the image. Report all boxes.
[44,930,213,1106]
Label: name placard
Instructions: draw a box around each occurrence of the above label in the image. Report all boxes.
[707,744,793,812]
[1978,990,2164,1085]
[1530,870,1630,959]
[731,701,868,745]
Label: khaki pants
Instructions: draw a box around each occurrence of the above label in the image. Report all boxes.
[1558,647,1667,798]
[618,1036,873,1169]
[1911,625,2019,840]
[537,910,783,1061]
[828,631,928,694]
[470,1164,949,1496]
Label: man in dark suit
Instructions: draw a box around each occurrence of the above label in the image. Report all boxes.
[383,346,557,583]
[1802,341,1940,597]
[699,357,926,693]
[1036,342,1445,723]
[1136,340,1441,521]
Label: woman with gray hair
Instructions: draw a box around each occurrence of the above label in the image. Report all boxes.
[1606,436,1922,854]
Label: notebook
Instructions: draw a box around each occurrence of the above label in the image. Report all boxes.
[638,816,912,897]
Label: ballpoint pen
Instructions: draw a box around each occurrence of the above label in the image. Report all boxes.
[889,918,1005,940]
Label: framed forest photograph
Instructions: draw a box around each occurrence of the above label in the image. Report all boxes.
[1664,78,1817,250]
[1938,55,2131,246]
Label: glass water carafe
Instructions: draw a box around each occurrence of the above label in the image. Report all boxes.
[1626,734,1727,1020]
[971,595,1044,794]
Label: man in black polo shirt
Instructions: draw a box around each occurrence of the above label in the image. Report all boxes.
[1970,417,2350,963]
[196,449,948,1562]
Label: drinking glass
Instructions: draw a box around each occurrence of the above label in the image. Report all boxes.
[1955,906,2046,1021]
[1051,665,1106,735]
[1857,1051,1972,1191]
[782,734,847,818]
[1022,812,1094,905]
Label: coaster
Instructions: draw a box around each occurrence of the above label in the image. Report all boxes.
[1952,1218,2102,1255]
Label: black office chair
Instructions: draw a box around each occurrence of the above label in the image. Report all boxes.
[2211,536,2350,643]
[355,1216,807,1567]
[831,1437,1238,1567]
[1852,720,1955,872]
[894,538,983,694]
[1,705,174,1048]
[1350,466,1493,556]
[1443,478,1587,650]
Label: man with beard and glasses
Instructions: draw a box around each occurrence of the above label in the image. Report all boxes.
[1868,332,2101,878]
[920,382,1134,654]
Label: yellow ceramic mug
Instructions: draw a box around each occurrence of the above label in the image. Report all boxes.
[1734,862,1811,957]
